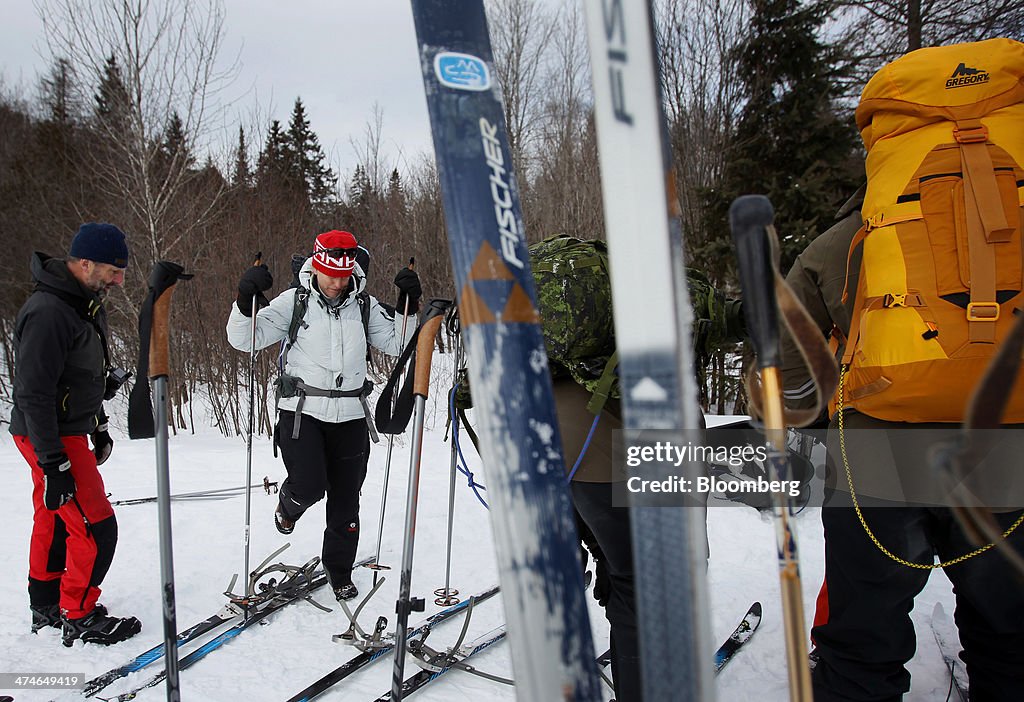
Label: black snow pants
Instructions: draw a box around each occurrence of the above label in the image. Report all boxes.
[812,412,1024,702]
[275,411,369,587]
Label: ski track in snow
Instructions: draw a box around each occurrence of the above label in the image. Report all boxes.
[0,363,959,702]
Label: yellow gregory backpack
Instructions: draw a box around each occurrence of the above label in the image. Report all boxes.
[837,37,1024,423]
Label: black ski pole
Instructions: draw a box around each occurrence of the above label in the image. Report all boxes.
[435,313,464,606]
[366,287,413,585]
[730,194,813,702]
[146,261,192,702]
[391,299,450,701]
[243,251,262,616]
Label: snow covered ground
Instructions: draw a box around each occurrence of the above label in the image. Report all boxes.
[0,367,961,702]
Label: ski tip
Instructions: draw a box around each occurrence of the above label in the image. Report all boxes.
[750,602,762,616]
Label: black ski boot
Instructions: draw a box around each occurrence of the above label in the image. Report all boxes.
[30,604,61,633]
[334,583,359,601]
[62,605,141,647]
[275,504,296,535]
[33,602,107,633]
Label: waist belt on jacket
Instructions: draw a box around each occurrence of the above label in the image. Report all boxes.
[287,379,378,442]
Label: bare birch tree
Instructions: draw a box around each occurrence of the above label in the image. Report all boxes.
[485,0,557,175]
[36,0,238,270]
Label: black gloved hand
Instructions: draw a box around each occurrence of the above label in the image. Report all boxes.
[92,423,114,465]
[40,454,75,510]
[237,264,273,316]
[394,267,422,315]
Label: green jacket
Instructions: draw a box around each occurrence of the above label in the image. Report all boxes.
[780,187,864,418]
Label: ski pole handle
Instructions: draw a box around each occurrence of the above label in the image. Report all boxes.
[413,299,451,398]
[147,261,193,380]
[730,195,781,370]
[150,286,178,380]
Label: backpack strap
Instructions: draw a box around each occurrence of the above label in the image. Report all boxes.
[278,286,310,372]
[955,119,1012,344]
[357,291,371,361]
[585,350,619,415]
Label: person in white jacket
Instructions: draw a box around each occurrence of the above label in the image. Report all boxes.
[226,230,419,600]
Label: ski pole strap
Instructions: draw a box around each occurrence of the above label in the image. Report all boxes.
[736,212,838,428]
[457,407,481,452]
[128,261,193,439]
[375,298,453,435]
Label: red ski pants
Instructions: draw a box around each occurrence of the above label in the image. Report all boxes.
[15,434,116,619]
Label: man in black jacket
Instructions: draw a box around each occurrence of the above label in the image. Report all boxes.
[10,223,141,647]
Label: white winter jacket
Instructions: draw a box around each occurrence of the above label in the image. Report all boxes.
[226,260,415,424]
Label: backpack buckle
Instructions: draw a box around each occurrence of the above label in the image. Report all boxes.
[883,293,907,308]
[966,302,1000,321]
[954,123,988,144]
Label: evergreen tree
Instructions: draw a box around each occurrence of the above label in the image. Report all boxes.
[349,164,371,207]
[232,125,251,187]
[93,55,131,134]
[285,97,337,206]
[159,111,193,172]
[386,167,406,214]
[40,58,78,128]
[711,0,861,273]
[256,119,292,188]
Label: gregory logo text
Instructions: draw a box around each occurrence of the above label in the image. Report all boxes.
[945,62,989,89]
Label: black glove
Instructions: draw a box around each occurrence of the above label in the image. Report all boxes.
[237,264,273,316]
[92,423,114,465]
[394,267,422,315]
[40,454,75,510]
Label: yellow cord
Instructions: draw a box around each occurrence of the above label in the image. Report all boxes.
[837,367,1023,569]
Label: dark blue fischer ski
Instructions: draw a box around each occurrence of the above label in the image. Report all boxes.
[104,566,334,701]
[84,547,334,698]
[82,609,237,697]
[408,1,600,699]
[372,625,508,701]
[285,585,500,702]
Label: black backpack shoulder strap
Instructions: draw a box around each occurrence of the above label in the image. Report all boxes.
[278,286,309,373]
[288,286,310,346]
[358,291,371,361]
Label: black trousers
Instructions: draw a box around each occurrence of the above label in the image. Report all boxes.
[813,414,1024,701]
[275,411,369,587]
[572,480,641,702]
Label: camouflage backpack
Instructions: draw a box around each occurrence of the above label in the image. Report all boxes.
[531,233,615,363]
[455,234,745,414]
[531,235,745,407]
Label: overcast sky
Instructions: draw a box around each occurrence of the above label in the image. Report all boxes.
[0,1,439,182]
